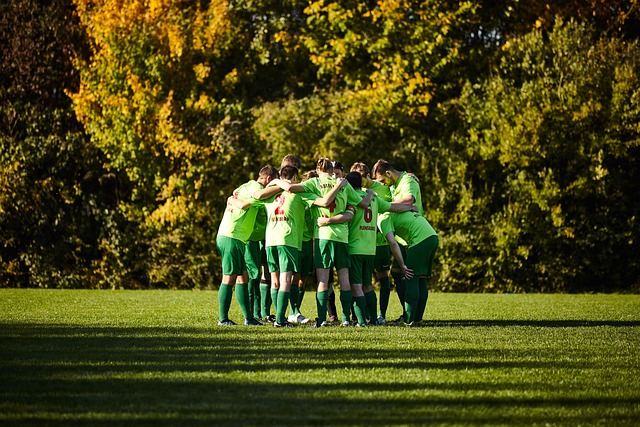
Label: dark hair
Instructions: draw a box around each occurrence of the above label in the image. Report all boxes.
[259,165,279,180]
[316,157,334,173]
[280,155,301,170]
[372,159,393,178]
[350,162,370,177]
[280,165,299,181]
[333,161,343,171]
[345,171,362,190]
[302,169,319,181]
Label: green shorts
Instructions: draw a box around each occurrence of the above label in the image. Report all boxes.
[349,254,374,286]
[406,235,439,276]
[216,235,246,276]
[245,240,262,280]
[299,239,314,277]
[374,245,391,272]
[266,245,299,274]
[314,239,350,270]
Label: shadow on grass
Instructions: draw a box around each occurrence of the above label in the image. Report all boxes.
[1,324,639,426]
[426,319,640,327]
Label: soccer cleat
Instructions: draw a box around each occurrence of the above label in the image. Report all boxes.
[296,313,310,324]
[341,321,351,327]
[244,318,263,326]
[263,314,276,323]
[217,319,237,326]
[355,323,367,328]
[376,315,386,325]
[405,321,416,328]
[274,320,295,328]
[313,318,329,328]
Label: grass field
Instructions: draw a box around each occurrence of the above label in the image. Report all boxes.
[1,289,639,426]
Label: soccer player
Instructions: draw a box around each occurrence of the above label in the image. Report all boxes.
[322,171,417,326]
[350,162,394,324]
[277,158,373,327]
[215,165,280,326]
[378,210,438,326]
[262,165,347,327]
[372,159,424,322]
[288,169,319,324]
[326,160,344,323]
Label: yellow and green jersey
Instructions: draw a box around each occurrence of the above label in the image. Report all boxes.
[301,176,362,243]
[367,180,392,247]
[378,211,436,248]
[263,190,318,250]
[392,172,423,216]
[348,190,392,256]
[217,180,264,243]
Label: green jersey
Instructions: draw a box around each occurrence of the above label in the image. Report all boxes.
[378,211,436,248]
[348,190,391,256]
[301,176,362,243]
[217,180,264,243]
[367,180,392,247]
[263,190,318,250]
[392,172,423,216]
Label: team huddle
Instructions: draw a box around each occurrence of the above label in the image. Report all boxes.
[215,155,439,328]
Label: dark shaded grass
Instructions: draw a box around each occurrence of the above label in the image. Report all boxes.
[1,291,639,426]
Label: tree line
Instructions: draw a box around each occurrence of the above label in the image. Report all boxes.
[1,0,639,292]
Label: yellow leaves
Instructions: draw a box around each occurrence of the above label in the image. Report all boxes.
[148,193,189,227]
[193,63,211,82]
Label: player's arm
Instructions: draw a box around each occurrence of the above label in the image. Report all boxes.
[389,203,418,213]
[393,194,416,205]
[346,183,373,208]
[385,232,414,279]
[317,210,354,227]
[227,196,251,210]
[313,178,348,207]
[358,188,374,208]
[253,184,282,200]
[268,179,305,193]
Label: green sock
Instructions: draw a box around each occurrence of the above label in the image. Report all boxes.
[353,295,367,325]
[260,282,271,318]
[248,278,261,320]
[316,290,329,322]
[339,290,353,323]
[299,287,305,308]
[235,284,251,320]
[276,291,290,324]
[365,291,377,323]
[379,276,391,318]
[404,278,419,324]
[218,283,232,321]
[415,277,429,322]
[392,271,406,317]
[270,287,279,314]
[289,285,299,316]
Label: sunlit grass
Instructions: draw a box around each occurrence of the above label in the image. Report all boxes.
[1,290,639,426]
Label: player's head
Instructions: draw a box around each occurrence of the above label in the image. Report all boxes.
[332,161,344,178]
[302,169,319,181]
[302,169,318,181]
[280,165,299,182]
[345,171,362,190]
[258,165,279,184]
[350,162,372,186]
[372,159,396,186]
[280,155,302,170]
[316,157,334,175]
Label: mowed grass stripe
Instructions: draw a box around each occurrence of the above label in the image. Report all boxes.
[1,290,639,426]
